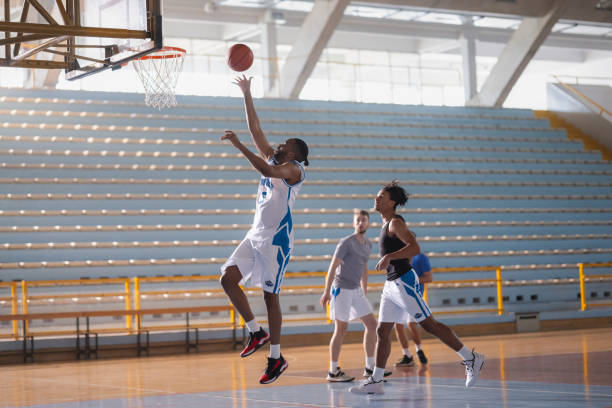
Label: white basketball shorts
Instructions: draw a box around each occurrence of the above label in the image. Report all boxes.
[378,269,431,324]
[221,238,291,294]
[329,285,374,322]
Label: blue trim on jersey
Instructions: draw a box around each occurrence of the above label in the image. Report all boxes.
[271,193,293,293]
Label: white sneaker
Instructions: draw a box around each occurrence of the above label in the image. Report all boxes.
[462,349,485,387]
[326,367,355,382]
[349,377,384,395]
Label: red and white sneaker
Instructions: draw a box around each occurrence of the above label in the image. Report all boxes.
[240,328,270,358]
[259,355,288,384]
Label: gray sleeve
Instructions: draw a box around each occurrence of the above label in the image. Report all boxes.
[332,238,349,261]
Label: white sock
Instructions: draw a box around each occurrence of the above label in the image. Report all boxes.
[403,347,412,357]
[372,367,385,382]
[269,343,281,359]
[415,344,421,352]
[245,318,260,333]
[457,346,473,361]
[365,356,375,370]
[330,361,338,373]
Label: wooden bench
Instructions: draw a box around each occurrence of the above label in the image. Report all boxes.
[0,305,239,362]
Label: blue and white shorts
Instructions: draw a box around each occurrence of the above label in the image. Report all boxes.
[378,269,431,324]
[221,238,290,294]
[329,286,374,322]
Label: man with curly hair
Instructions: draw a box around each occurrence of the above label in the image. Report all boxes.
[351,181,485,395]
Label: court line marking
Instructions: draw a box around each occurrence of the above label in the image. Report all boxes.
[277,374,612,398]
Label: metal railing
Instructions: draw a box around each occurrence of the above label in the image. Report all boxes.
[552,75,612,120]
[0,282,18,339]
[578,262,612,311]
[2,263,611,340]
[19,278,132,337]
[424,266,504,316]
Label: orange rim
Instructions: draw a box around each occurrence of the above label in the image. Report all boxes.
[136,46,186,60]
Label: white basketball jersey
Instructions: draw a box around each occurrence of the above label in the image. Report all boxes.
[246,159,306,243]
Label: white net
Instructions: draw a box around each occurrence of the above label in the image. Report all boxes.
[132,47,186,110]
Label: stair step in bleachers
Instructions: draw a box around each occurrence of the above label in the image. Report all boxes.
[0,88,610,320]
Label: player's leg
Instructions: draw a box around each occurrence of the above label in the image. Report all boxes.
[326,319,354,382]
[263,291,282,346]
[395,322,410,349]
[369,283,401,378]
[394,322,415,367]
[401,281,484,387]
[359,313,377,371]
[258,242,290,384]
[350,281,400,395]
[259,291,288,384]
[407,320,428,364]
[220,265,254,322]
[374,321,395,374]
[220,240,269,358]
[349,288,377,375]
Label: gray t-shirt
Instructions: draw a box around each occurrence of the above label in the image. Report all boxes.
[332,234,373,289]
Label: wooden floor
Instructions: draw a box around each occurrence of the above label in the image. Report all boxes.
[2,327,612,407]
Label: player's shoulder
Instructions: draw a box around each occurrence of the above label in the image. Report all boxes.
[337,234,353,245]
[389,215,407,229]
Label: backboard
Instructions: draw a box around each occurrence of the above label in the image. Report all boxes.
[0,0,162,80]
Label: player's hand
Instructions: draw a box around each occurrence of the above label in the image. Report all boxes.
[320,293,330,308]
[375,255,391,271]
[232,74,252,94]
[221,130,240,146]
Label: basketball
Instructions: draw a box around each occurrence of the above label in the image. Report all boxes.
[226,43,254,72]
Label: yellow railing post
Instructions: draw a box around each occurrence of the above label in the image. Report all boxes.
[124,279,132,333]
[423,285,429,304]
[133,277,141,330]
[579,263,586,311]
[10,283,18,340]
[496,268,504,315]
[21,281,28,335]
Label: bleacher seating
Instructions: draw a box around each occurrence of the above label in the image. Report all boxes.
[1,87,611,338]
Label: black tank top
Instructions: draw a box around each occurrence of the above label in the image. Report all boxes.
[379,214,412,281]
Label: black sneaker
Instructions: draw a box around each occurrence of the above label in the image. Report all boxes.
[395,355,415,367]
[417,349,428,365]
[240,328,270,358]
[363,367,392,377]
[259,354,288,384]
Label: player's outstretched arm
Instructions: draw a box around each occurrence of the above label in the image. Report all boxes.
[221,130,300,181]
[232,75,274,160]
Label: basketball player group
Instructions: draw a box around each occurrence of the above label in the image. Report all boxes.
[223,44,485,396]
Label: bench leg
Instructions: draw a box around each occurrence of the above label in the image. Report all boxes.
[137,331,150,357]
[87,333,99,360]
[186,328,198,353]
[76,317,87,360]
[23,335,34,363]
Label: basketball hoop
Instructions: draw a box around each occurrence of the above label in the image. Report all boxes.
[132,46,186,110]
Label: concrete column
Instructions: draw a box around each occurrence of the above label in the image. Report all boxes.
[266,0,350,99]
[468,0,570,107]
[460,32,477,103]
[260,11,279,95]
